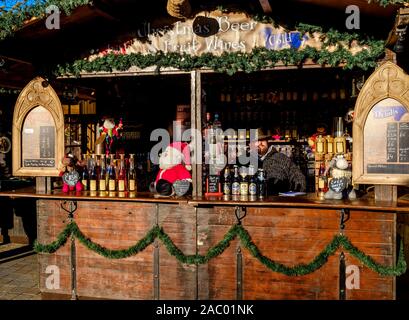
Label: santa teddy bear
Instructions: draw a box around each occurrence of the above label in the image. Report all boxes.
[152,141,192,197]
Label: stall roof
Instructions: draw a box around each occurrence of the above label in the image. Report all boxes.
[0,0,405,88]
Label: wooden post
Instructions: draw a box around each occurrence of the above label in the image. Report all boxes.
[375,185,398,203]
[191,70,202,197]
[36,177,52,193]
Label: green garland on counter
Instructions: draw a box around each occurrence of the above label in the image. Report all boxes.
[0,0,93,40]
[34,221,407,277]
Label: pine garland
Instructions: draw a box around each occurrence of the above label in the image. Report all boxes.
[34,221,407,277]
[0,0,405,42]
[0,0,93,40]
[52,19,386,76]
[0,87,21,95]
[55,39,385,77]
[369,0,408,6]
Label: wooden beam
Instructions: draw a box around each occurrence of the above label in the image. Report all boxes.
[258,0,272,14]
[0,55,32,66]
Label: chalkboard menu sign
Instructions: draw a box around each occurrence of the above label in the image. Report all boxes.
[387,123,398,162]
[362,99,409,177]
[12,77,64,177]
[205,175,223,196]
[22,107,56,169]
[353,62,409,186]
[399,122,409,162]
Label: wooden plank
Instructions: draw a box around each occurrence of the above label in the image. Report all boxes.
[159,204,197,300]
[36,200,397,300]
[38,254,71,295]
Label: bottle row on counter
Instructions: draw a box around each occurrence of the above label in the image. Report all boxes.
[206,165,267,199]
[81,154,137,192]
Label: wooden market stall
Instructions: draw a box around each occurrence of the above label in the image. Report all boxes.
[0,0,409,300]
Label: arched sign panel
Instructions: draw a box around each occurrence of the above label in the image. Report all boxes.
[12,77,64,177]
[353,62,409,185]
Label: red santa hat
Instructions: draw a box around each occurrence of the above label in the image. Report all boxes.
[168,141,191,171]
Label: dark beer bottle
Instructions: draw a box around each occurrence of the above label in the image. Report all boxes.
[240,167,249,196]
[248,166,257,196]
[232,165,240,196]
[257,169,267,198]
[222,167,231,195]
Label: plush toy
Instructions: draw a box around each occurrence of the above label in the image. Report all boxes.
[59,153,83,193]
[97,117,123,155]
[152,141,192,197]
[324,154,356,200]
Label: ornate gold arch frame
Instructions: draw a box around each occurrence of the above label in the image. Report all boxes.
[12,77,64,177]
[353,62,409,185]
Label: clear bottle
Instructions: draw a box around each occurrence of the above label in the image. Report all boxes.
[89,157,97,192]
[99,154,107,191]
[315,135,327,155]
[118,154,127,192]
[209,127,217,165]
[334,136,346,154]
[326,135,334,155]
[108,157,116,192]
[81,154,89,191]
[128,154,137,192]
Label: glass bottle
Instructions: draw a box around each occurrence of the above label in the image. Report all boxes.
[257,169,267,199]
[209,127,217,165]
[248,165,257,197]
[326,135,334,155]
[213,113,222,131]
[318,162,328,197]
[89,158,97,192]
[231,165,240,196]
[343,128,352,153]
[334,136,347,154]
[108,157,116,192]
[315,135,327,155]
[81,154,89,191]
[239,166,249,196]
[128,154,137,192]
[203,112,212,139]
[99,154,107,191]
[222,167,231,196]
[118,154,127,192]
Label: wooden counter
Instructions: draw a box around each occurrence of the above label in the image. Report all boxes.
[2,187,409,211]
[0,188,407,300]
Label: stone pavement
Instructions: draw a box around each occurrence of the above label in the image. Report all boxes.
[0,243,41,300]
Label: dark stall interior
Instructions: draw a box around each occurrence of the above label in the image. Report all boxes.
[58,73,191,191]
